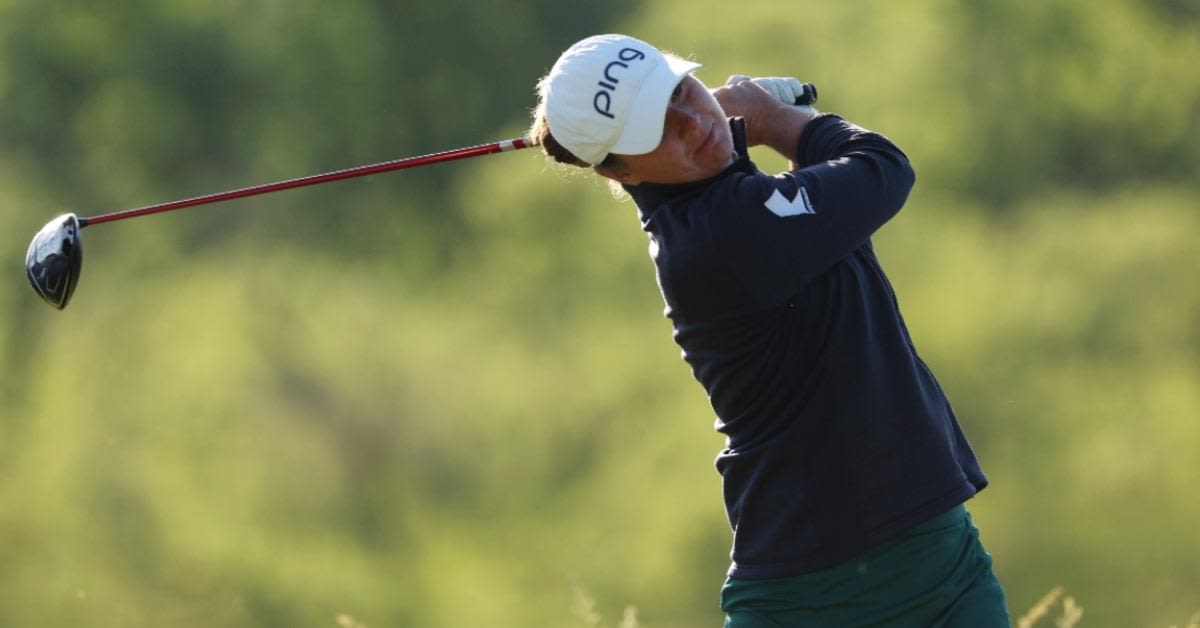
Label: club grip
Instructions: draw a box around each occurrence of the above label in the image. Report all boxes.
[794,82,818,106]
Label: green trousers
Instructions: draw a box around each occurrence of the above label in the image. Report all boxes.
[721,505,1010,628]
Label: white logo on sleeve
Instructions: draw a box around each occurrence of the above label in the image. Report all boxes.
[765,187,816,217]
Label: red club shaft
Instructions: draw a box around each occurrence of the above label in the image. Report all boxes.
[79,136,536,227]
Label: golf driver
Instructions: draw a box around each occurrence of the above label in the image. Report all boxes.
[26,136,537,310]
[27,80,818,311]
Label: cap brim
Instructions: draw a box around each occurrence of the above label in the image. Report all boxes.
[610,56,701,157]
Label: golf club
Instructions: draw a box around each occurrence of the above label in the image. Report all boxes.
[26,81,817,311]
[25,136,537,310]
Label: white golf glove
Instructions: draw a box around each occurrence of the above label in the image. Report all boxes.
[726,75,817,113]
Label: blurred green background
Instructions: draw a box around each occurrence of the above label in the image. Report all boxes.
[2,1,1198,626]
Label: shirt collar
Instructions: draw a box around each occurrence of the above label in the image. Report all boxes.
[624,117,756,220]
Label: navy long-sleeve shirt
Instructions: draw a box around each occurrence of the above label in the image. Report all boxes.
[625,114,987,579]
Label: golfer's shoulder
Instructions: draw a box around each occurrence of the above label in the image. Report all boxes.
[705,167,802,216]
[636,166,781,233]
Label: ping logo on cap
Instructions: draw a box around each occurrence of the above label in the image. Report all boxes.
[593,47,646,119]
[544,34,700,164]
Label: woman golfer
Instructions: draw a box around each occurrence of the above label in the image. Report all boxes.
[531,34,1010,627]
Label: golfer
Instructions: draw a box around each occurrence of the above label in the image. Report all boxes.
[530,34,1009,627]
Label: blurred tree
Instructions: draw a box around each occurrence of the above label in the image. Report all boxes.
[0,0,637,254]
[1,1,1197,627]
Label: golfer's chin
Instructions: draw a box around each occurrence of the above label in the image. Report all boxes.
[694,134,736,178]
[668,148,736,184]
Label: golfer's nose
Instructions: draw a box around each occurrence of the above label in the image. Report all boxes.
[666,104,702,135]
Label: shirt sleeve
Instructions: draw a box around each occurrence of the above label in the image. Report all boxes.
[711,115,916,307]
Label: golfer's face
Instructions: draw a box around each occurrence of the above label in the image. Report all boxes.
[615,75,735,185]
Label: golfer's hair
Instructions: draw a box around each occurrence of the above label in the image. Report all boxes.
[530,75,625,173]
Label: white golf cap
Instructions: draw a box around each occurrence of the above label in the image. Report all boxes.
[543,34,700,165]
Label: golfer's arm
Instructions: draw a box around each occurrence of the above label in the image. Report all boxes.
[755,107,819,169]
[787,115,916,225]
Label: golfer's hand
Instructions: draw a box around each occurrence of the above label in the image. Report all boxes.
[726,75,816,111]
[713,76,816,158]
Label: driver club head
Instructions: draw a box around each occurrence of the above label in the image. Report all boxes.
[26,213,83,310]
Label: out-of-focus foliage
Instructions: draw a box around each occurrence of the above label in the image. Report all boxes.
[1,1,1197,627]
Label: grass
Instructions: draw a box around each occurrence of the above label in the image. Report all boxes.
[570,577,640,628]
[565,582,1199,628]
[1017,587,1082,628]
[331,582,1198,627]
[335,614,369,628]
[1017,587,1199,628]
